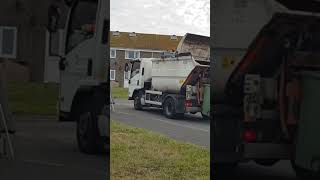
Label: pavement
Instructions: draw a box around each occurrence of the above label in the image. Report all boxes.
[111,98,298,179]
[111,98,210,148]
[0,117,108,180]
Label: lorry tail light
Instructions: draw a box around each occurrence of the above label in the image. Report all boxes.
[243,130,257,142]
[185,100,192,107]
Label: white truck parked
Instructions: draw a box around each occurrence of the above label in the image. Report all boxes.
[125,52,210,119]
[48,0,109,154]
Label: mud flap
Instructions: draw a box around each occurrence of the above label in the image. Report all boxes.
[212,116,242,163]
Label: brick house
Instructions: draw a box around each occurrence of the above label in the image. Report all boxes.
[110,31,182,87]
[0,0,68,82]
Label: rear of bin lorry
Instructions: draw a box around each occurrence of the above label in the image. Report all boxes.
[212,0,320,178]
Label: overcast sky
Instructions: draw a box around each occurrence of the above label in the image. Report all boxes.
[110,0,210,36]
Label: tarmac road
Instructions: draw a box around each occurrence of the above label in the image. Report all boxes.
[1,100,298,179]
[0,116,108,180]
[111,99,210,148]
[111,99,298,179]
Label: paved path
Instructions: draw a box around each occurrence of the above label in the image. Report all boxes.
[0,117,108,180]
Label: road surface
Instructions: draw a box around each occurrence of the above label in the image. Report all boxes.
[111,98,298,179]
[111,99,210,148]
[0,116,108,180]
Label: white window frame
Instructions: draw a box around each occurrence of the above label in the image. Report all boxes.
[110,48,116,58]
[0,26,17,59]
[110,70,116,81]
[125,50,140,60]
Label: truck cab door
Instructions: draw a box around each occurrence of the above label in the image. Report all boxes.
[60,0,106,113]
[128,61,142,98]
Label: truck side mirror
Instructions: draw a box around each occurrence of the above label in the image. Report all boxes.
[47,5,60,33]
[47,4,64,58]
[125,63,130,72]
[59,57,66,71]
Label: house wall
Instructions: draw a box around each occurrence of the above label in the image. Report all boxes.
[0,0,67,82]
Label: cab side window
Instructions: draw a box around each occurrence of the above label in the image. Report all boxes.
[66,0,98,53]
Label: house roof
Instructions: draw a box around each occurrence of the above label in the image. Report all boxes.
[110,31,183,51]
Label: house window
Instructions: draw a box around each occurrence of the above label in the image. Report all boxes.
[110,48,116,58]
[125,50,140,59]
[0,26,17,59]
[110,70,116,80]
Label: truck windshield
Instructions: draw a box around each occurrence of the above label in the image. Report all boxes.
[130,61,141,78]
[66,0,98,53]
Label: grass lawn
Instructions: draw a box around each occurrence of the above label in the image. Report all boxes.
[111,86,128,99]
[7,82,58,116]
[111,120,210,180]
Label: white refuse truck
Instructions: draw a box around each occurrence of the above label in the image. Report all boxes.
[212,0,320,178]
[125,52,210,119]
[47,0,109,154]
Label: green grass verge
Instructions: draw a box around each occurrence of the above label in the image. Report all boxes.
[7,82,58,116]
[111,120,210,180]
[111,87,128,99]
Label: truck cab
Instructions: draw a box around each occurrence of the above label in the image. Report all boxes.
[126,58,152,100]
[48,0,109,154]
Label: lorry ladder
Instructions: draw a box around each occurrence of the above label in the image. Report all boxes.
[0,103,14,160]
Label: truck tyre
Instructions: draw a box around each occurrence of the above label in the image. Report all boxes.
[212,163,237,179]
[291,133,319,180]
[134,92,143,110]
[76,96,105,154]
[201,112,210,120]
[255,159,279,166]
[59,115,71,122]
[163,97,177,119]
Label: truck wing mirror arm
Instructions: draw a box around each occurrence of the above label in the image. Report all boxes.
[59,56,67,71]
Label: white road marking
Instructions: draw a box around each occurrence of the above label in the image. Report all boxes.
[113,111,209,133]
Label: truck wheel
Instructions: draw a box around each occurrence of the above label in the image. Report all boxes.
[291,134,319,179]
[255,159,279,166]
[134,93,143,110]
[163,97,176,119]
[59,115,71,121]
[201,112,210,120]
[76,99,105,154]
[212,163,237,178]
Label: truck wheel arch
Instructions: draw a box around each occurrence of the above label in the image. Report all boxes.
[70,87,93,121]
[162,94,185,114]
[70,85,108,121]
[132,89,144,98]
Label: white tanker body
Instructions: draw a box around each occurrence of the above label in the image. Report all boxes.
[126,53,210,119]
